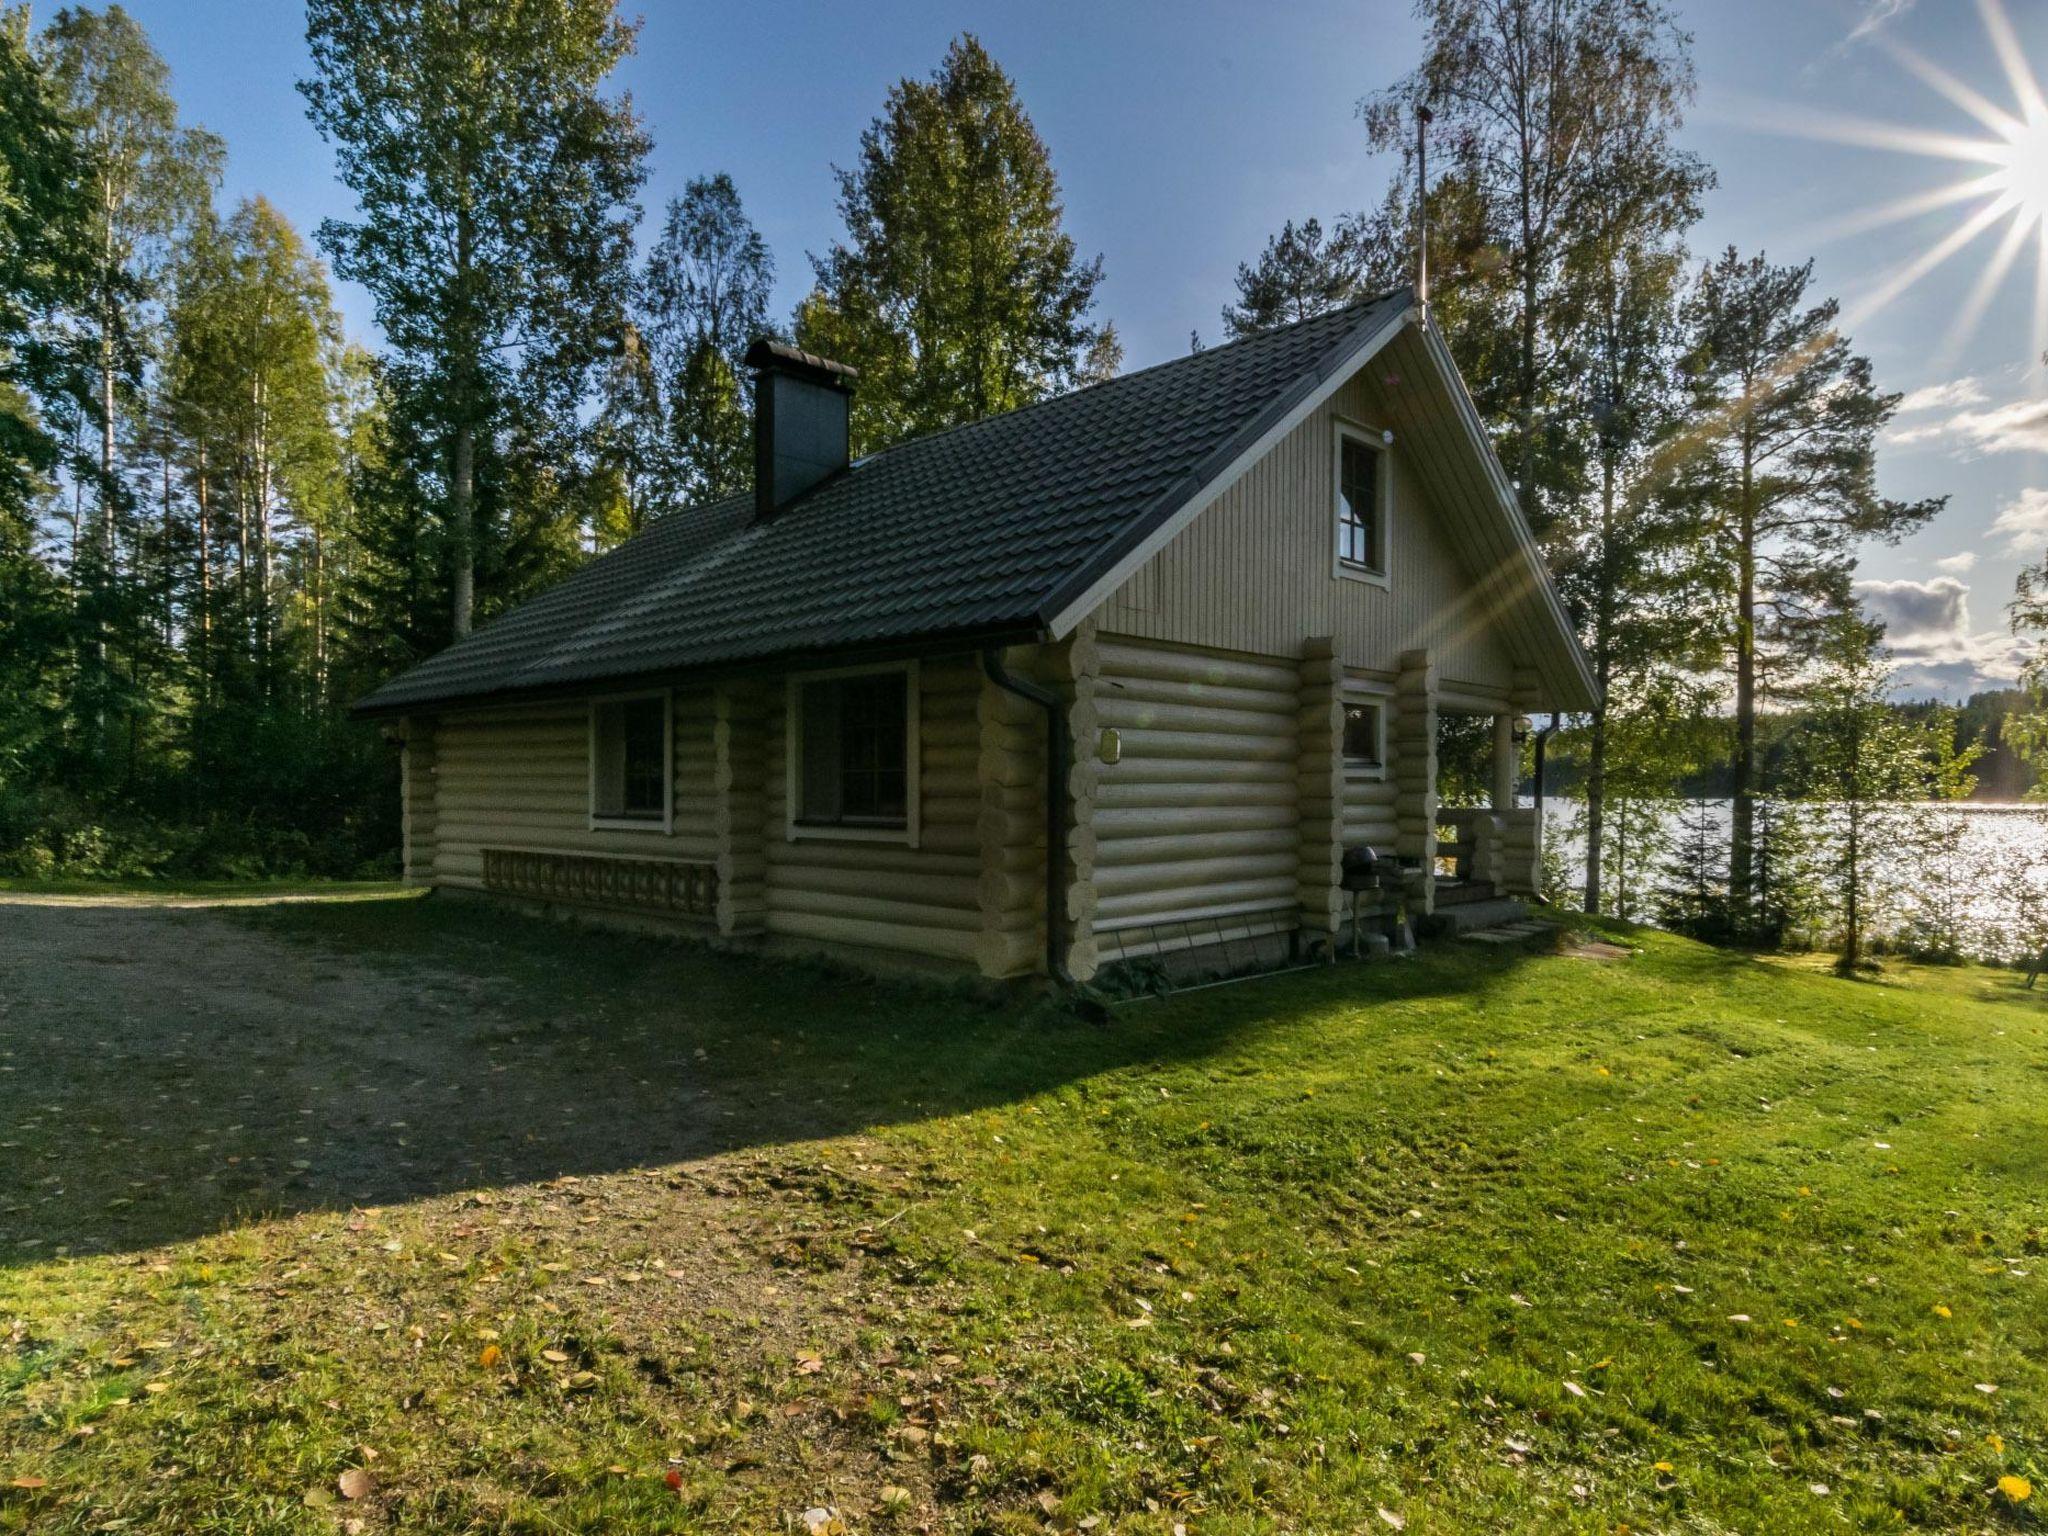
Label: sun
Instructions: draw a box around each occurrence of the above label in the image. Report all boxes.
[1989,110,2048,233]
[1753,0,2048,368]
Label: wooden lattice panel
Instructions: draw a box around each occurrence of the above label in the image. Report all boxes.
[483,848,718,921]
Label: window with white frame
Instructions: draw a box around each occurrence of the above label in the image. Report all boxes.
[590,693,671,825]
[1342,698,1386,776]
[790,665,915,835]
[1335,427,1389,579]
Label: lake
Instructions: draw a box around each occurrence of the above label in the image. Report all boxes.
[1541,799,2048,964]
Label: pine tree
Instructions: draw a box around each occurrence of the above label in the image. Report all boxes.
[796,35,1109,453]
[301,0,648,637]
[1653,798,1728,940]
[1749,796,1818,949]
[1674,252,1944,930]
[1221,215,1404,338]
[0,10,97,828]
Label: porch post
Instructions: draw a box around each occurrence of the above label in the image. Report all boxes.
[1394,649,1438,915]
[1297,637,1346,952]
[1491,712,1517,811]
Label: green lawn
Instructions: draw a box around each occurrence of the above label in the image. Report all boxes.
[1,892,2043,1533]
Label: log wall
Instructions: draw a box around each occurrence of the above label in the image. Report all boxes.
[401,716,437,884]
[429,692,719,892]
[759,655,988,965]
[1089,635,1306,963]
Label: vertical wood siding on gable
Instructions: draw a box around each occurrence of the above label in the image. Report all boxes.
[1097,370,1516,692]
[427,693,718,888]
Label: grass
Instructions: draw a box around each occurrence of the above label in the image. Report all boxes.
[0,876,411,900]
[1,891,2044,1533]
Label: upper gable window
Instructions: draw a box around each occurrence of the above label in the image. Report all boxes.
[590,692,672,828]
[1334,425,1390,582]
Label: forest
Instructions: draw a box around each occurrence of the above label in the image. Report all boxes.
[0,1,2044,960]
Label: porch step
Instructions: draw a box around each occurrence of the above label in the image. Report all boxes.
[1430,897,1530,934]
[1461,916,1559,945]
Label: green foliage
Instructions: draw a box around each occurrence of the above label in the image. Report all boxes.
[300,0,648,633]
[1674,250,1943,907]
[638,173,773,504]
[1652,796,1727,939]
[0,7,96,520]
[796,35,1109,454]
[1787,642,1981,971]
[1364,0,1707,539]
[1220,213,1404,338]
[2007,554,2048,797]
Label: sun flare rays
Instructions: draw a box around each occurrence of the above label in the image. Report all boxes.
[1779,0,2048,368]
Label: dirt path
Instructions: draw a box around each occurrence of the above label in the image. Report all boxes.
[0,892,820,1262]
[0,894,944,1529]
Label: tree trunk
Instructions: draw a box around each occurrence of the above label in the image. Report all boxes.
[451,417,475,637]
[451,162,477,637]
[1730,439,1759,927]
[1583,454,1617,914]
[196,447,212,709]
[1841,805,1861,970]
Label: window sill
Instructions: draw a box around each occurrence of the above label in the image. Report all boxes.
[589,813,672,834]
[1335,561,1390,588]
[787,820,916,847]
[1343,762,1388,782]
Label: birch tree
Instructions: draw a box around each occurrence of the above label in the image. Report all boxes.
[640,173,772,503]
[301,0,647,637]
[1365,0,1699,538]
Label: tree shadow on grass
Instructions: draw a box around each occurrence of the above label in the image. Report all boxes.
[0,891,1559,1266]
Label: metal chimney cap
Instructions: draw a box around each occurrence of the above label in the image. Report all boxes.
[742,338,859,389]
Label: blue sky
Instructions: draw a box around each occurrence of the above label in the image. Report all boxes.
[107,0,2048,700]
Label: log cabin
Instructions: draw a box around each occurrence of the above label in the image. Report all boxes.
[355,288,1596,982]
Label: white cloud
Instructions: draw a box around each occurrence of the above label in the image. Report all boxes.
[1855,575,2025,700]
[1990,486,2048,554]
[1893,377,1988,415]
[1934,551,1978,574]
[1885,395,2048,457]
[1846,0,1916,44]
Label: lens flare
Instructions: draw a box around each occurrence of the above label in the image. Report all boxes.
[1763,0,2048,367]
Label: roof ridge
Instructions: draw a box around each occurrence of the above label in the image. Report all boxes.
[854,287,1412,463]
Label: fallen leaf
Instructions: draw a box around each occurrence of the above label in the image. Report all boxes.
[664,1468,683,1492]
[541,1348,570,1364]
[8,1478,46,1491]
[478,1344,502,1369]
[338,1468,373,1501]
[1563,1380,1587,1398]
[1933,1304,1952,1318]
[1378,1509,1406,1530]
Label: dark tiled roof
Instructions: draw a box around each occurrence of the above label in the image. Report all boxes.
[357,290,1414,715]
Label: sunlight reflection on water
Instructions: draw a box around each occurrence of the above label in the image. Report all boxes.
[1543,800,2048,962]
